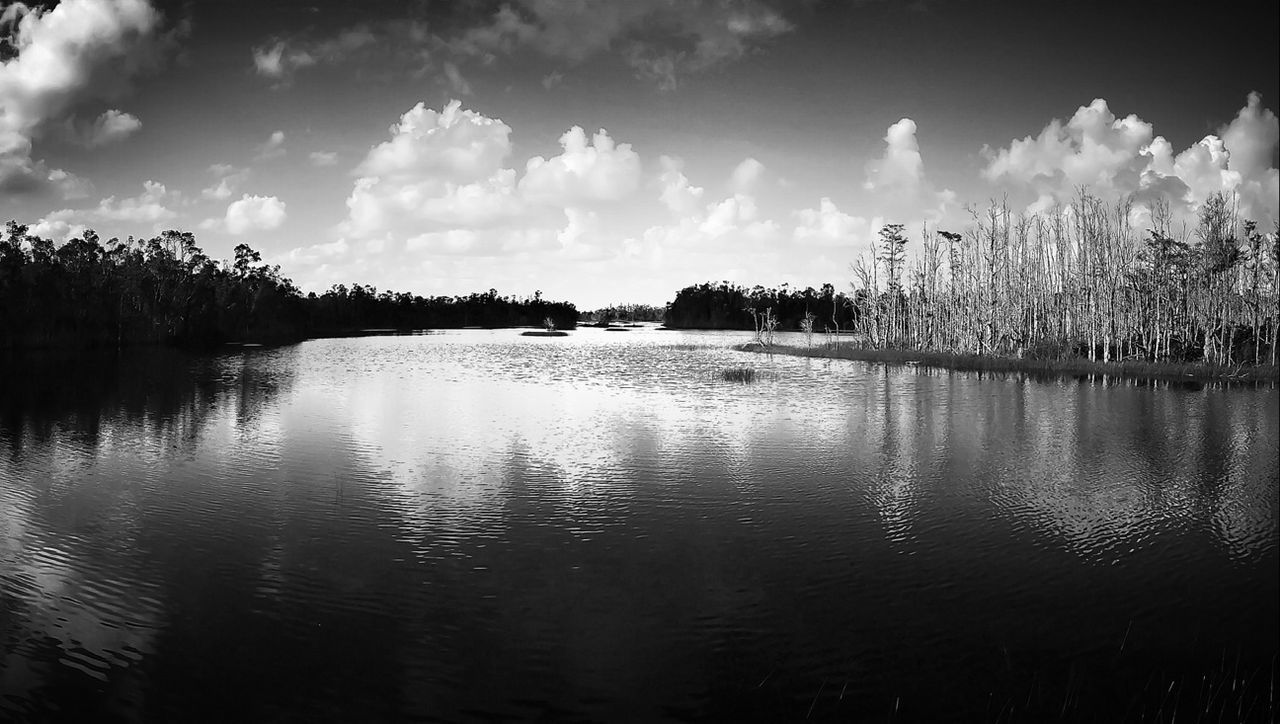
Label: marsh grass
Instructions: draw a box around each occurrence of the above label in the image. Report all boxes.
[721,366,756,383]
[737,342,1279,386]
[795,650,1276,722]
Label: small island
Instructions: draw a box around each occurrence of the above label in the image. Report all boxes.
[520,317,570,337]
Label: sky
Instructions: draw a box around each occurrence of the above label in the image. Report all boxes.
[1,0,1277,309]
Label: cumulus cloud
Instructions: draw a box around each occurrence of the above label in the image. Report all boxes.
[658,155,704,215]
[982,93,1280,227]
[981,99,1153,194]
[519,126,641,204]
[639,157,782,262]
[30,209,87,242]
[0,0,164,194]
[1220,92,1280,225]
[225,194,287,235]
[793,197,876,249]
[254,130,287,161]
[31,180,177,239]
[864,119,924,194]
[287,100,652,293]
[344,100,523,239]
[729,157,764,193]
[861,117,955,224]
[93,179,177,223]
[201,163,250,200]
[356,101,512,183]
[75,109,142,147]
[454,0,792,91]
[557,207,612,260]
[343,100,643,252]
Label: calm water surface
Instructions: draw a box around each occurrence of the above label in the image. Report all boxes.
[2,329,1277,721]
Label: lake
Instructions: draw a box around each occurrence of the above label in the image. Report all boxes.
[2,328,1277,721]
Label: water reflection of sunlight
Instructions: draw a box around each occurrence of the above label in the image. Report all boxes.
[296,334,1279,573]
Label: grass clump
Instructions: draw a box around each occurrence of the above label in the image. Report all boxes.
[721,366,756,383]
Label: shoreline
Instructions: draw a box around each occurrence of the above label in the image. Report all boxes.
[735,342,1280,385]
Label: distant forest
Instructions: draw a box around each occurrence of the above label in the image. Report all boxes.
[0,221,577,350]
[664,282,858,332]
[580,303,666,324]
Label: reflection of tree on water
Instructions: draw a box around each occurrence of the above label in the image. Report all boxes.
[0,346,300,461]
[974,379,1278,563]
[859,365,924,544]
[0,345,304,720]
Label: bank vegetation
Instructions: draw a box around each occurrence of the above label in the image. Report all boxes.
[841,191,1277,368]
[0,222,577,350]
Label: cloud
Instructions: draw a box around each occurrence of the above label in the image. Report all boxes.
[344,100,524,238]
[981,99,1154,194]
[453,0,793,91]
[519,126,641,204]
[289,100,650,296]
[30,209,87,242]
[225,194,287,235]
[861,117,955,225]
[635,189,783,288]
[864,119,924,194]
[251,21,432,86]
[254,130,286,161]
[729,157,764,193]
[0,0,164,195]
[309,151,339,167]
[30,180,177,239]
[73,108,142,147]
[1220,92,1280,226]
[793,197,876,249]
[981,93,1279,227]
[93,179,177,223]
[443,61,472,96]
[252,25,378,82]
[639,158,782,262]
[252,40,316,79]
[657,155,704,215]
[201,163,250,200]
[700,193,775,239]
[355,100,512,183]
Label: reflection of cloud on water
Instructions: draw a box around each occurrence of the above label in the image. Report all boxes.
[0,436,161,720]
[273,336,1276,578]
[0,345,306,719]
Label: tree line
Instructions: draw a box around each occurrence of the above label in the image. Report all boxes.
[843,191,1278,366]
[0,222,577,350]
[579,303,666,324]
[663,281,859,332]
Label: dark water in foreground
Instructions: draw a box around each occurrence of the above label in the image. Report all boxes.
[1,329,1277,722]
